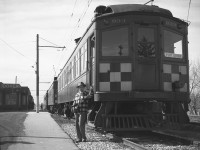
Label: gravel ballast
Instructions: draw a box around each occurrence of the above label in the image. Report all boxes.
[51,114,133,150]
[51,114,200,150]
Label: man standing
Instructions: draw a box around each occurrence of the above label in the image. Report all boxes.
[72,82,90,142]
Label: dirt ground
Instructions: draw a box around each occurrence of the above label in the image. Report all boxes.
[0,112,27,150]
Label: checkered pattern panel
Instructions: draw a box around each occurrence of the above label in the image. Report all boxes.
[163,64,187,92]
[99,63,132,91]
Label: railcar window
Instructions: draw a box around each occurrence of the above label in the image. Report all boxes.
[102,27,128,56]
[137,28,155,57]
[84,48,87,70]
[71,60,74,80]
[66,66,69,85]
[75,52,80,77]
[64,69,67,86]
[62,73,64,88]
[73,57,76,79]
[61,74,63,89]
[59,76,61,90]
[69,62,72,82]
[81,47,84,73]
[80,42,87,74]
[91,38,95,64]
[84,42,87,71]
[164,30,183,59]
[58,77,60,91]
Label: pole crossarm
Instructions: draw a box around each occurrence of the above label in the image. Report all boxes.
[39,46,65,48]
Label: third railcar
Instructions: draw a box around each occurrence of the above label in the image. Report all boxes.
[57,4,190,131]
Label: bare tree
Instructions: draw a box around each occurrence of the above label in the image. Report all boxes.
[189,60,200,115]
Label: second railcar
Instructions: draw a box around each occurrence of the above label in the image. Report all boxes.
[47,77,58,113]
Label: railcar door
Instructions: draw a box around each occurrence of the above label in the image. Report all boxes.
[134,25,159,90]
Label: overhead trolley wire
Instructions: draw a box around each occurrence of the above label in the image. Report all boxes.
[69,0,93,40]
[61,0,78,42]
[64,0,93,49]
[39,36,60,47]
[54,0,80,74]
[55,0,93,75]
[63,0,93,52]
[71,0,78,18]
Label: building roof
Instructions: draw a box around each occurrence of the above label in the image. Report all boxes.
[0,83,21,89]
[0,82,31,95]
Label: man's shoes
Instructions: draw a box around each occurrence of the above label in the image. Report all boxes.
[82,139,87,142]
[75,139,82,143]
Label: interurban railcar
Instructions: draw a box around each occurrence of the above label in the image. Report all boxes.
[56,4,190,131]
[45,77,58,113]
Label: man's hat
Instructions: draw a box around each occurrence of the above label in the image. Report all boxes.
[76,82,86,88]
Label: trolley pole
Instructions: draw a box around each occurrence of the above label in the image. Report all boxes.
[36,34,39,113]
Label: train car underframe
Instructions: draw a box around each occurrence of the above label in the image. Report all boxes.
[88,99,189,131]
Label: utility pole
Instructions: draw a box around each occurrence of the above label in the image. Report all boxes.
[36,34,65,113]
[36,34,39,113]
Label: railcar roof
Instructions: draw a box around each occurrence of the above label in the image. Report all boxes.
[95,4,173,17]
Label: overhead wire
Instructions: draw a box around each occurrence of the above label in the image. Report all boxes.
[71,0,78,18]
[0,38,35,63]
[61,0,79,43]
[39,36,60,47]
[3,40,36,45]
[66,0,93,51]
[77,0,93,31]
[69,0,93,41]
[54,0,80,75]
[55,0,93,75]
[64,0,93,47]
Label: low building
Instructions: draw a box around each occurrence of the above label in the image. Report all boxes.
[0,82,34,111]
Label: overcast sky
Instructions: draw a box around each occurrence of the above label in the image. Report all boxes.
[0,0,199,103]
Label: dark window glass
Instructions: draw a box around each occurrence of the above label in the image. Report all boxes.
[102,28,128,56]
[164,30,183,59]
[137,28,155,57]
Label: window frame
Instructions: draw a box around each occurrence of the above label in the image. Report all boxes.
[162,27,186,61]
[75,51,80,78]
[80,42,88,74]
[100,25,130,59]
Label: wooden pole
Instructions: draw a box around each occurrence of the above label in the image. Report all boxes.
[36,34,39,113]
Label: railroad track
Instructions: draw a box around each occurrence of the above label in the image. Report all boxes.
[83,121,149,150]
[105,132,148,150]
[87,122,200,150]
[101,130,200,150]
[54,115,200,150]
